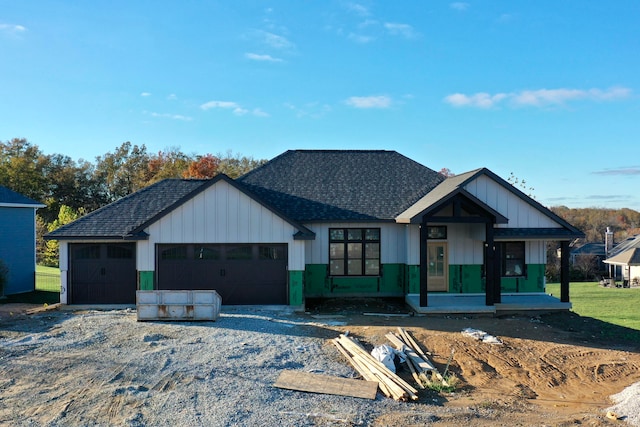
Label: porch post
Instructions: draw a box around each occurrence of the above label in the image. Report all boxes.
[485,223,495,306]
[419,223,428,307]
[560,240,570,302]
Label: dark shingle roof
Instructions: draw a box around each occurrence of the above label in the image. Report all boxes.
[237,150,445,221]
[46,179,210,239]
[0,185,45,206]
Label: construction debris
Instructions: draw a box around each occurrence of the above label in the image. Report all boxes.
[274,370,378,400]
[461,327,503,345]
[385,328,448,389]
[332,333,419,401]
[331,328,450,401]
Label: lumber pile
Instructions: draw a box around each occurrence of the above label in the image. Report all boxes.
[385,328,448,388]
[332,328,448,400]
[332,333,419,401]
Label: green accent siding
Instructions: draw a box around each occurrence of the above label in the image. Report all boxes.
[139,271,154,290]
[449,265,485,293]
[304,263,406,296]
[500,264,545,293]
[288,271,304,306]
[407,265,420,294]
[379,264,405,294]
[305,264,331,295]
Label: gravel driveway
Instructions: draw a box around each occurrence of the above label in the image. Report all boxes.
[0,308,441,426]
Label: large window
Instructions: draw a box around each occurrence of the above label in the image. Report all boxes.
[329,228,380,276]
[501,242,525,277]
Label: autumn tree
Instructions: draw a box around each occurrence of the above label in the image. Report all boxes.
[144,148,192,184]
[184,154,220,179]
[216,150,266,178]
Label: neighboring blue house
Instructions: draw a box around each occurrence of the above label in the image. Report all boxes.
[0,185,46,295]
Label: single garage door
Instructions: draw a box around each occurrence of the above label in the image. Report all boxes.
[69,243,137,304]
[156,243,287,305]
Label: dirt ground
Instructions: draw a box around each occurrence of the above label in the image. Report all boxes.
[2,299,640,426]
[307,298,640,426]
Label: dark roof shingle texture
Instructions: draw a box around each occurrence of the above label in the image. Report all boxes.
[47,179,209,239]
[238,150,445,221]
[0,185,44,206]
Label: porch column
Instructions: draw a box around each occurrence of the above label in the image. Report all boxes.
[419,223,428,306]
[560,240,570,302]
[484,223,495,306]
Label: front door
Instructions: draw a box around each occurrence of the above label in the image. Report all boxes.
[427,242,448,292]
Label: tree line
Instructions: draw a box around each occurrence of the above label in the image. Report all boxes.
[1,138,266,266]
[3,137,639,273]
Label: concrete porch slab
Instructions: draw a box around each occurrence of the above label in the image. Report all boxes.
[405,293,571,315]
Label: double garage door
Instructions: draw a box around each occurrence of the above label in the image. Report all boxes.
[69,243,288,305]
[157,243,288,305]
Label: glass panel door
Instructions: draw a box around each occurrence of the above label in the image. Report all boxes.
[427,243,448,291]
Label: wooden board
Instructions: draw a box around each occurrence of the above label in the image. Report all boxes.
[274,370,378,400]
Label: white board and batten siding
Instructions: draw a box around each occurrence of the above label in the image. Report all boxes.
[305,222,407,265]
[137,180,305,271]
[464,175,559,228]
[405,223,485,266]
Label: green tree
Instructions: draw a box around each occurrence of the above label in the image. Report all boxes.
[0,138,48,202]
[41,205,84,267]
[93,142,150,203]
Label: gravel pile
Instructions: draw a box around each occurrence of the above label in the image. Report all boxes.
[0,308,441,426]
[607,382,640,426]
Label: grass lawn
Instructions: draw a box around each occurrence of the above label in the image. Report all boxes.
[36,265,61,275]
[547,281,640,331]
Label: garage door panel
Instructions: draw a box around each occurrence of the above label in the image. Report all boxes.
[157,243,287,305]
[70,243,136,304]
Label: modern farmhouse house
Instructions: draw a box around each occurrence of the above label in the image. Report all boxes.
[46,150,583,312]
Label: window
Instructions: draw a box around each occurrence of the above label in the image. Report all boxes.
[259,245,285,260]
[161,246,187,260]
[226,245,253,260]
[194,245,220,260]
[107,245,133,259]
[501,242,525,277]
[427,226,447,239]
[74,245,100,260]
[329,228,380,276]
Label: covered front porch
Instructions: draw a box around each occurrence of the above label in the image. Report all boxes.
[405,293,572,315]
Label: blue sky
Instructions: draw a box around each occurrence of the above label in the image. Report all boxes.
[1,1,639,210]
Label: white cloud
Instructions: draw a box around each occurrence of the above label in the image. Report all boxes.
[200,101,240,110]
[167,94,177,100]
[259,30,293,50]
[450,2,470,11]
[245,52,283,62]
[251,108,270,117]
[348,33,375,44]
[444,92,508,109]
[0,23,27,35]
[140,92,152,97]
[148,112,192,121]
[200,100,268,117]
[345,95,392,109]
[384,22,419,39]
[444,86,632,108]
[284,102,332,119]
[346,3,370,17]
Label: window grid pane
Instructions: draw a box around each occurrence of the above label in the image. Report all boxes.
[328,228,380,277]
